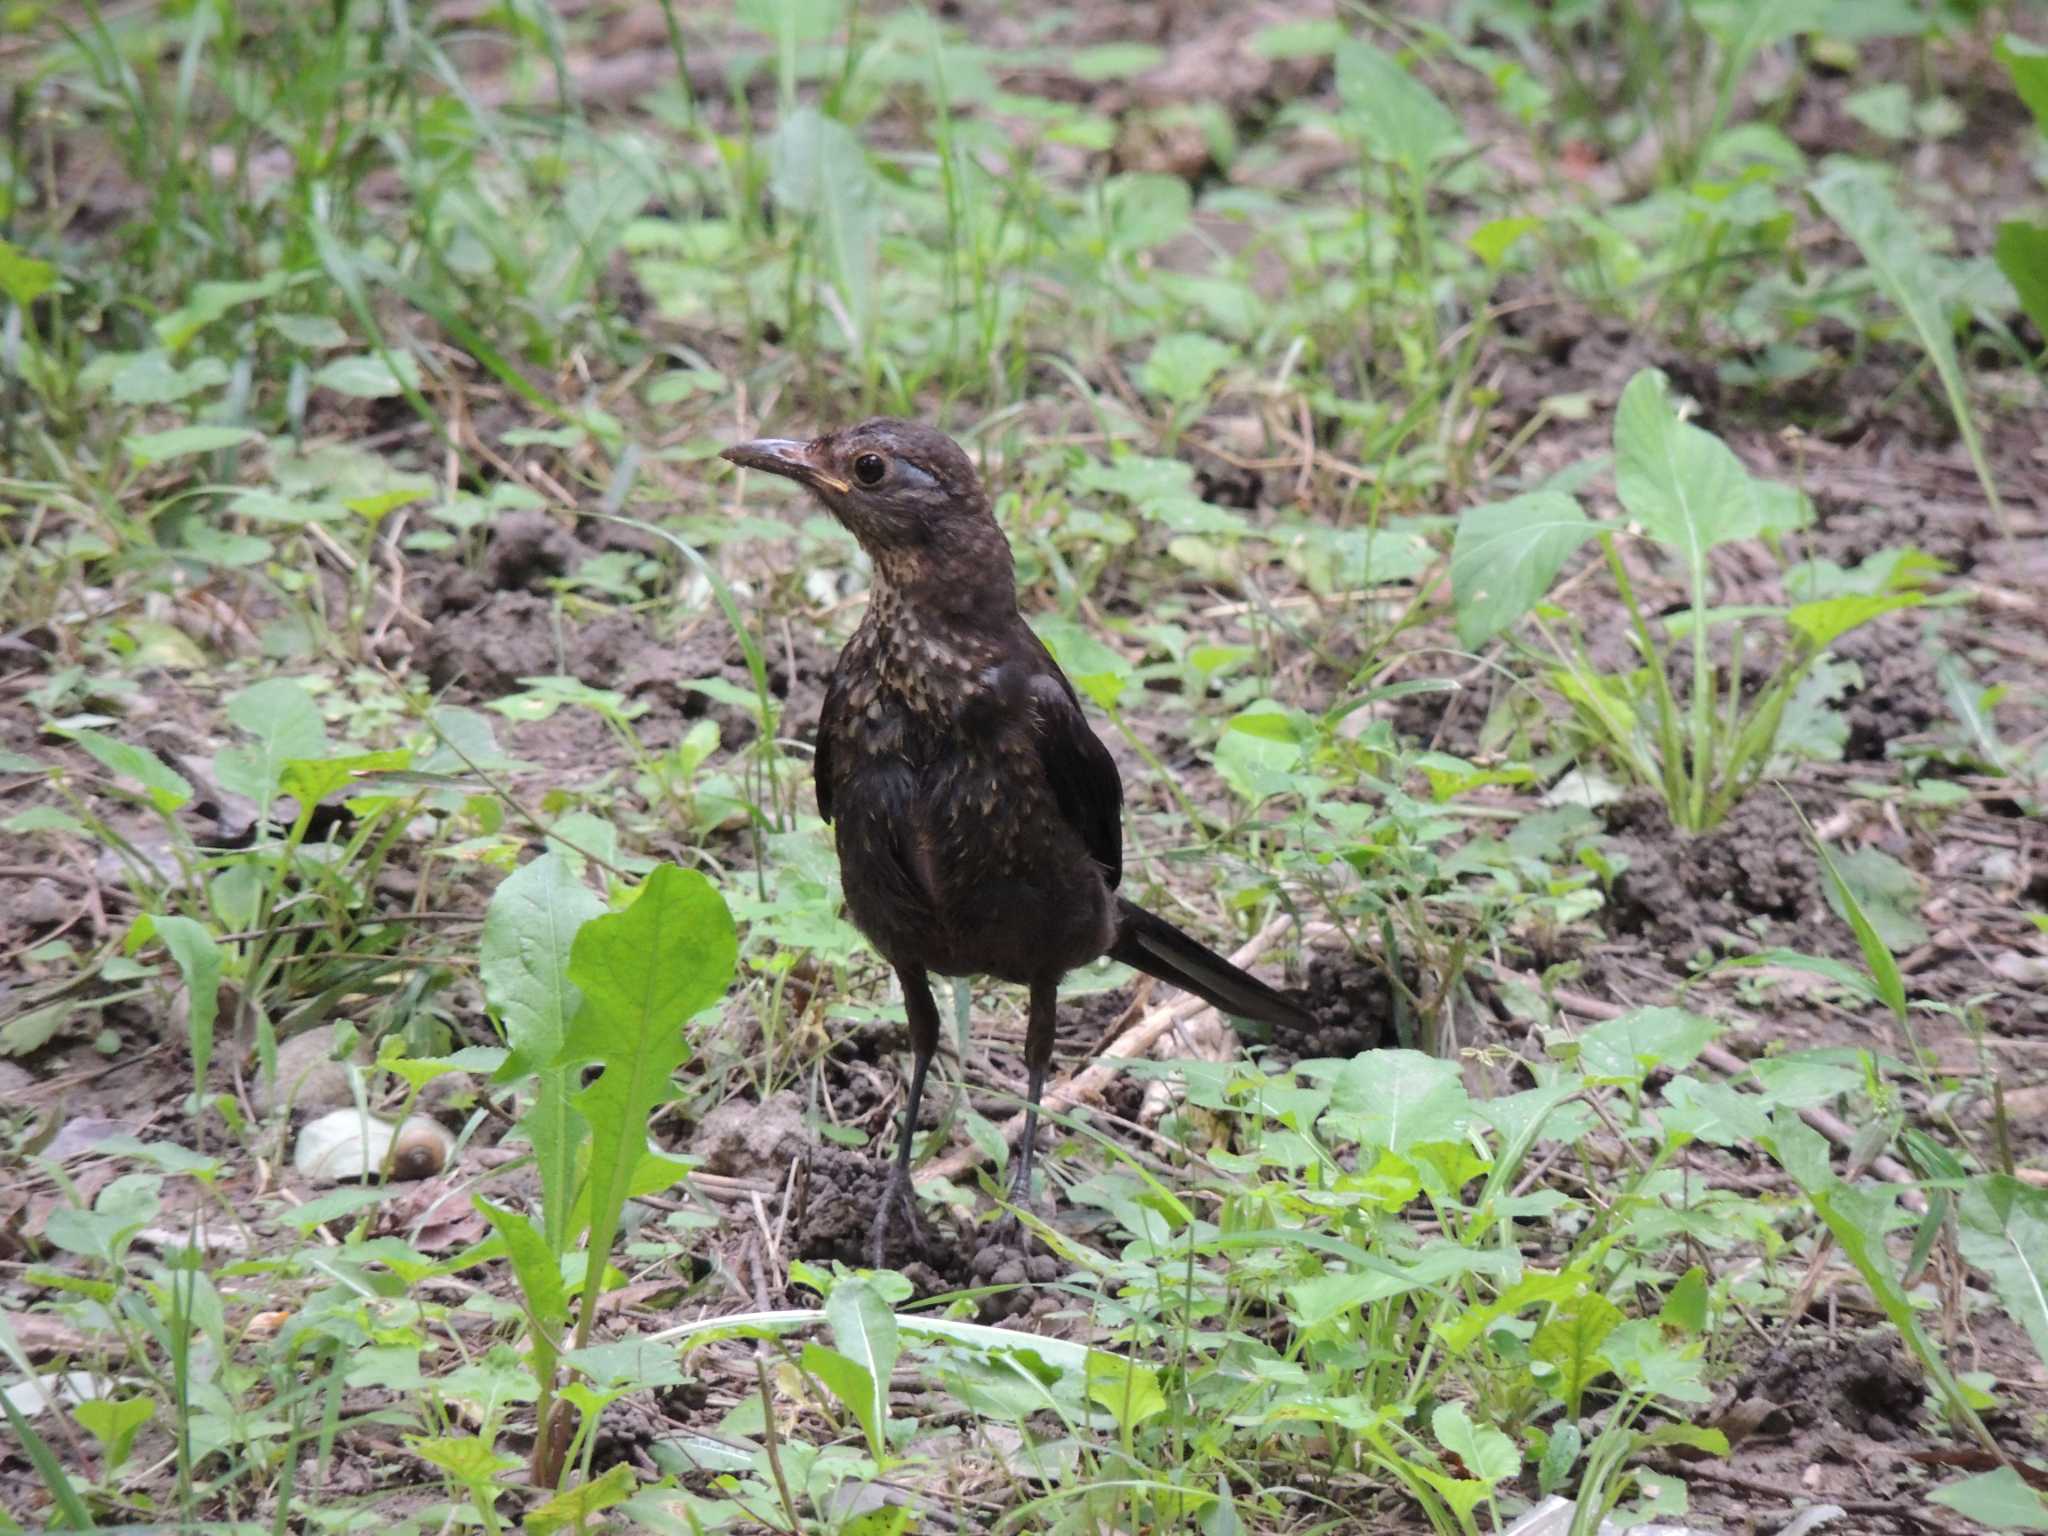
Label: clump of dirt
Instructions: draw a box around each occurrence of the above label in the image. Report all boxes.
[1266,951,1391,1064]
[484,509,579,592]
[789,1143,968,1293]
[1734,1330,1924,1444]
[1831,621,1943,761]
[1604,792,1823,958]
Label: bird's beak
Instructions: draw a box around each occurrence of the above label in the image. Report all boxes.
[719,437,851,496]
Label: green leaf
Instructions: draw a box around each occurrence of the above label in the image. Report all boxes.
[565,866,735,1331]
[406,1433,521,1484]
[1325,1050,1470,1154]
[1821,846,1927,954]
[313,352,421,399]
[214,678,327,809]
[480,851,604,1236]
[1070,42,1164,81]
[0,1381,95,1531]
[124,425,260,464]
[108,350,229,406]
[1809,833,1907,1019]
[1335,39,1459,173]
[767,106,879,346]
[63,730,193,814]
[1449,491,1595,647]
[0,237,58,306]
[1468,215,1542,269]
[1957,1177,2048,1373]
[1086,1350,1167,1431]
[1994,221,2048,347]
[1032,616,1130,710]
[1578,1007,1721,1082]
[1431,1402,1518,1486]
[1538,1421,1581,1495]
[826,1278,899,1461]
[73,1395,153,1470]
[1810,165,1999,525]
[1997,34,2048,134]
[1660,1266,1709,1335]
[1140,333,1235,406]
[147,916,223,1101]
[1930,1467,2048,1531]
[153,273,289,349]
[475,1197,568,1337]
[1614,370,1779,578]
[1786,592,1920,651]
[1532,1294,1621,1417]
[525,1462,635,1536]
[803,1343,882,1456]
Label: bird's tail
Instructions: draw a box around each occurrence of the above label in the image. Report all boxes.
[1109,898,1309,1030]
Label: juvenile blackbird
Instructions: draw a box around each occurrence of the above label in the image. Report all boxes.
[722,419,1309,1260]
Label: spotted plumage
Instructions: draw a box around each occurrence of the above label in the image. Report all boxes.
[721,419,1308,1262]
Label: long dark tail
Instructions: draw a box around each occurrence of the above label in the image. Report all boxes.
[1109,898,1309,1029]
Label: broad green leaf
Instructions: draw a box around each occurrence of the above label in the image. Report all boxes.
[1032,616,1130,710]
[1998,34,2048,133]
[1810,165,1999,525]
[1614,370,1776,576]
[767,106,878,346]
[313,352,421,399]
[0,238,57,306]
[149,916,223,1101]
[803,1344,882,1459]
[1538,1422,1581,1495]
[1930,1467,2048,1531]
[153,273,289,349]
[124,425,260,464]
[1141,333,1235,406]
[482,853,603,1070]
[1786,592,1920,651]
[108,350,229,406]
[1431,1402,1518,1486]
[1070,42,1164,81]
[64,730,193,814]
[1468,215,1542,269]
[1448,491,1594,647]
[278,749,411,812]
[1086,1350,1167,1431]
[1436,1267,1591,1354]
[1957,1177,2048,1373]
[826,1278,900,1459]
[1531,1294,1621,1416]
[1335,39,1459,172]
[73,1394,153,1470]
[1660,1267,1709,1334]
[1994,221,2048,346]
[525,1463,635,1536]
[565,866,736,1331]
[214,678,327,809]
[1577,1007,1721,1082]
[1813,828,1905,1020]
[475,1198,568,1338]
[1821,846,1927,954]
[406,1434,520,1483]
[1324,1050,1470,1154]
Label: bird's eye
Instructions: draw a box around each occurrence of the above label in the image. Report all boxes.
[852,452,887,486]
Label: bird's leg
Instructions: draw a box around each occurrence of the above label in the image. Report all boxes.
[1009,977,1060,1206]
[870,964,940,1267]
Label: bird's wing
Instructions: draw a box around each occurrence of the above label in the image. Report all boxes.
[814,668,846,823]
[1022,641,1125,889]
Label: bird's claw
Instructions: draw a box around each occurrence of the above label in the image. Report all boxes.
[866,1163,922,1269]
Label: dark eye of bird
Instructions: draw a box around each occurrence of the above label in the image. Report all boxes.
[853,452,887,486]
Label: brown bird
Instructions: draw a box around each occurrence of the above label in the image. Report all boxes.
[722,419,1308,1262]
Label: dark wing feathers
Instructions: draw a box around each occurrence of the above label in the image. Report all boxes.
[814,669,846,823]
[1022,647,1125,889]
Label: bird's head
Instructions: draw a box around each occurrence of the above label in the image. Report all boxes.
[721,419,998,573]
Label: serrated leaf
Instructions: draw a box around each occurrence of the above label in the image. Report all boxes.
[1140,332,1235,406]
[564,866,735,1332]
[1449,491,1595,647]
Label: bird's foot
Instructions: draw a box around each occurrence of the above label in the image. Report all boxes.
[866,1162,923,1269]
